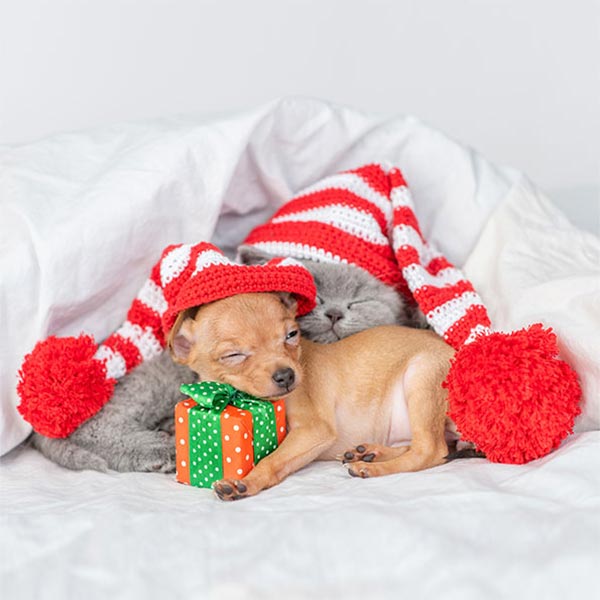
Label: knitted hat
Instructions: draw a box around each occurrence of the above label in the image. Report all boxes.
[240,164,409,298]
[17,242,316,438]
[241,164,582,463]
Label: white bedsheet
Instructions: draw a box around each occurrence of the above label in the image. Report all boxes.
[1,97,599,598]
[1,433,599,599]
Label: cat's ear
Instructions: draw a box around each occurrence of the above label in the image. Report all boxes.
[237,245,273,265]
[276,292,298,315]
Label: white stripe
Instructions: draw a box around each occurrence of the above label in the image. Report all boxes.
[136,278,168,316]
[117,321,164,362]
[401,264,466,291]
[427,292,487,337]
[272,205,389,245]
[94,345,126,379]
[193,249,231,275]
[390,185,415,210]
[392,224,441,265]
[160,244,192,287]
[295,173,393,222]
[275,257,305,268]
[249,241,348,265]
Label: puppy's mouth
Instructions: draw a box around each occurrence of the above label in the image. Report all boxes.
[261,385,297,399]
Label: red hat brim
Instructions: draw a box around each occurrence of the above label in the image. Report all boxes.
[162,258,316,334]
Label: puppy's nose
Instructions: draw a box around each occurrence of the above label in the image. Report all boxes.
[325,308,344,324]
[272,367,295,390]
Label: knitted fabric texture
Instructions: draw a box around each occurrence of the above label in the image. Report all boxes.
[17,242,316,437]
[242,163,492,350]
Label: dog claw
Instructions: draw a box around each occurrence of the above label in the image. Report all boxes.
[356,445,366,453]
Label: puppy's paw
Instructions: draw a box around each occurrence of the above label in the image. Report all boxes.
[344,461,372,478]
[213,479,250,501]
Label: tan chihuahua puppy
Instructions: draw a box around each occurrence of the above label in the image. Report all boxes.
[169,292,456,501]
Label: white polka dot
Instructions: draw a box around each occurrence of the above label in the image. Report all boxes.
[224,414,230,419]
[224,435,230,441]
[178,417,184,423]
[280,426,285,432]
[181,460,187,467]
[277,405,282,412]
[235,447,241,453]
[179,439,186,445]
[233,425,240,431]
[245,454,250,461]
[226,457,232,463]
[237,469,243,475]
[244,433,248,439]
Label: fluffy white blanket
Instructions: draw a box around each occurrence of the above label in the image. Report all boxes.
[1,98,598,598]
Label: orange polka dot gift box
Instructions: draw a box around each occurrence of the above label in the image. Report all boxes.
[175,381,286,488]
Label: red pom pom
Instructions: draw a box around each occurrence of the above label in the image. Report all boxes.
[444,325,582,464]
[17,335,116,438]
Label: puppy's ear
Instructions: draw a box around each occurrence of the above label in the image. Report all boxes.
[237,245,273,265]
[277,292,298,316]
[167,310,198,364]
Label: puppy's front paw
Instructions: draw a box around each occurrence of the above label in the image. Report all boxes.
[213,479,250,501]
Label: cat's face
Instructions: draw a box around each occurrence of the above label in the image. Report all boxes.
[296,261,409,343]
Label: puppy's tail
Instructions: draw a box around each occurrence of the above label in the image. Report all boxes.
[30,433,109,472]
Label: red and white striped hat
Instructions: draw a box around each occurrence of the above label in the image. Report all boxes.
[17,242,316,438]
[242,164,581,464]
[241,163,492,349]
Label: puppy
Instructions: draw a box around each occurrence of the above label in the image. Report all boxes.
[169,292,456,501]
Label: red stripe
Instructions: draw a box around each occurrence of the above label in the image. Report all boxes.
[103,334,142,372]
[425,256,454,275]
[412,280,476,313]
[395,246,420,268]
[393,206,424,240]
[346,164,391,197]
[444,305,491,349]
[274,188,389,233]
[388,167,408,188]
[243,222,401,288]
[127,299,166,347]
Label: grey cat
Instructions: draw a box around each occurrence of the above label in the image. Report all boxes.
[31,249,421,472]
[31,352,196,472]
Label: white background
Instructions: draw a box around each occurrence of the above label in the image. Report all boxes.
[1,0,598,232]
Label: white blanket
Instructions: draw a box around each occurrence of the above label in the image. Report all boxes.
[1,98,599,598]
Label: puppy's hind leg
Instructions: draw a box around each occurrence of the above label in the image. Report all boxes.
[346,354,450,479]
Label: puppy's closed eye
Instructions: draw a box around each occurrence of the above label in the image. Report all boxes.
[219,353,247,365]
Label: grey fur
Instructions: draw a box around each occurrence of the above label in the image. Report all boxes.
[31,352,196,472]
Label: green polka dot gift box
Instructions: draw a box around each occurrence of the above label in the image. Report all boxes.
[175,382,286,488]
